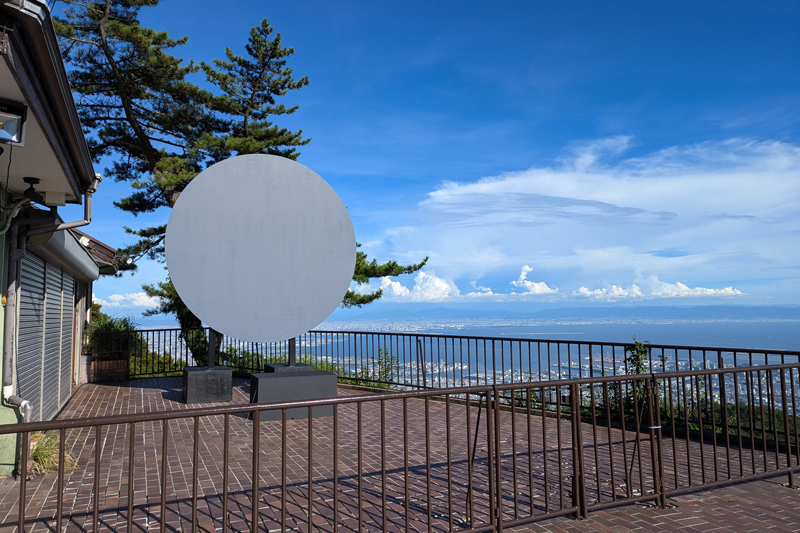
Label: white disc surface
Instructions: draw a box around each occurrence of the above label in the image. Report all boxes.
[165,155,356,343]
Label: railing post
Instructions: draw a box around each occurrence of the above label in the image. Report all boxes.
[645,376,666,508]
[18,430,28,533]
[570,383,587,519]
[718,353,731,468]
[485,387,497,530]
[779,368,795,488]
[493,387,504,531]
[416,339,427,389]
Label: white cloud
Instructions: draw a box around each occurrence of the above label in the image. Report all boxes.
[565,135,633,172]
[354,270,459,303]
[350,266,743,305]
[93,292,159,310]
[574,285,643,301]
[574,276,743,301]
[510,265,559,295]
[378,277,410,298]
[405,271,458,302]
[640,275,743,298]
[465,266,559,300]
[469,280,494,294]
[376,137,800,302]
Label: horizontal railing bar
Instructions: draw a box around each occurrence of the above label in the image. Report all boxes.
[88,327,800,357]
[499,506,579,527]
[0,383,495,434]
[312,330,800,356]
[490,361,800,390]
[6,360,799,435]
[10,346,800,533]
[584,492,663,512]
[663,465,800,497]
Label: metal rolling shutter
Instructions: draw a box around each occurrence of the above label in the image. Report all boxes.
[17,253,78,422]
[41,263,63,421]
[60,274,74,407]
[17,253,46,422]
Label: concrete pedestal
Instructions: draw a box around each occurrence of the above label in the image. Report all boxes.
[250,370,336,421]
[182,366,233,403]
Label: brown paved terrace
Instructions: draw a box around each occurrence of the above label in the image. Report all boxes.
[0,377,797,532]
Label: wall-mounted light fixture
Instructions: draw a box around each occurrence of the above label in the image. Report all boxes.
[23,177,44,204]
[0,98,27,146]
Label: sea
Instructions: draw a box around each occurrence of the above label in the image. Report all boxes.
[318,317,800,352]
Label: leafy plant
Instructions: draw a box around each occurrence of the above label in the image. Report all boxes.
[622,335,651,416]
[624,335,650,376]
[86,311,140,361]
[87,304,186,376]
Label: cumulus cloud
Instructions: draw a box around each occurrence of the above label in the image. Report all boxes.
[405,271,458,302]
[350,266,742,305]
[574,276,743,301]
[510,265,559,295]
[354,271,459,303]
[640,276,743,298]
[469,280,494,294]
[377,277,411,299]
[574,285,643,301]
[375,137,800,301]
[93,292,159,310]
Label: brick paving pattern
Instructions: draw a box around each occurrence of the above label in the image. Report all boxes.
[0,378,796,532]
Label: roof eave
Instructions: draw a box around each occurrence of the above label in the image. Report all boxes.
[0,0,95,198]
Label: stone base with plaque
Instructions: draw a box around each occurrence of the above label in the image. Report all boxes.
[250,368,336,421]
[182,365,232,404]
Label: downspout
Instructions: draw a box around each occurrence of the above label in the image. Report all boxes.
[2,219,31,423]
[23,174,102,238]
[0,199,30,236]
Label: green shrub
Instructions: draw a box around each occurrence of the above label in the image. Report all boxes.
[86,312,141,361]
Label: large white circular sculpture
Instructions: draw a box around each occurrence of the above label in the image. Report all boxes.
[165,154,356,344]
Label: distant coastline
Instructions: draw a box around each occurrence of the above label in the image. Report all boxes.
[136,305,800,351]
[319,310,800,351]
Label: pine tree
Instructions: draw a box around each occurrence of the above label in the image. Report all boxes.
[198,19,310,160]
[344,245,427,307]
[56,2,427,352]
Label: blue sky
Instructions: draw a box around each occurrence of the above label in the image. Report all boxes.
[69,1,800,322]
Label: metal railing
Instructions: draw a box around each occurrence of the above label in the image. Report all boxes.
[3,362,798,531]
[85,328,800,386]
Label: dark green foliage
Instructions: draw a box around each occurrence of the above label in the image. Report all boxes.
[86,308,141,361]
[624,335,650,376]
[623,335,650,416]
[343,245,428,308]
[54,0,216,202]
[198,19,309,160]
[141,278,209,365]
[56,2,427,334]
[55,2,305,274]
[87,304,185,375]
[91,302,109,327]
[128,348,186,377]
